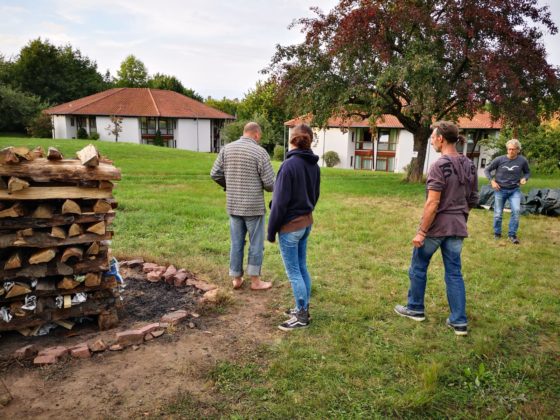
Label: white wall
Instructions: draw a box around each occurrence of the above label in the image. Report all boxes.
[308,127,352,168]
[394,130,415,172]
[176,119,212,152]
[90,116,140,143]
[52,115,76,139]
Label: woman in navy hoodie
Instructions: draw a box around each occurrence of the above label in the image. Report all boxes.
[268,124,320,331]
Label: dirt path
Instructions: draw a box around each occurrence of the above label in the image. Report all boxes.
[0,286,279,418]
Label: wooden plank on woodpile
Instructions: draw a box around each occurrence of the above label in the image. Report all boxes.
[7,177,29,193]
[4,252,22,270]
[87,221,106,235]
[47,147,63,160]
[32,204,53,218]
[62,199,81,214]
[57,276,80,289]
[0,203,25,218]
[16,228,33,238]
[5,283,31,298]
[84,272,101,287]
[28,248,57,264]
[0,186,112,201]
[76,144,99,167]
[98,181,113,190]
[68,223,83,237]
[0,252,109,280]
[85,241,100,255]
[50,226,66,239]
[93,199,112,213]
[60,247,83,263]
[0,212,113,230]
[0,160,121,182]
[0,147,19,164]
[0,230,111,248]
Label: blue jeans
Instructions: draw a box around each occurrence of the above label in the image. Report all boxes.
[493,188,521,237]
[279,226,312,311]
[229,215,265,277]
[407,236,467,326]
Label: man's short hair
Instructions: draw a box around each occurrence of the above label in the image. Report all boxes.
[506,138,522,151]
[243,122,261,135]
[431,121,460,143]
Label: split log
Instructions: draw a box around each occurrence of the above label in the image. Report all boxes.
[4,252,22,270]
[76,144,99,167]
[85,272,101,287]
[93,200,112,213]
[0,186,112,201]
[13,147,31,160]
[0,230,112,248]
[32,204,54,218]
[16,228,33,238]
[28,248,57,264]
[0,202,25,218]
[30,146,44,159]
[57,277,80,290]
[0,212,114,230]
[35,279,56,291]
[0,147,19,164]
[60,247,83,263]
[9,302,26,317]
[7,177,29,193]
[62,199,81,214]
[98,181,113,190]
[85,241,99,255]
[50,226,66,239]
[5,283,31,298]
[68,223,83,237]
[87,221,106,235]
[47,147,63,160]
[0,160,121,182]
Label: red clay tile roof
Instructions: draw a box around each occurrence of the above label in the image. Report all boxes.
[45,88,235,120]
[285,111,502,129]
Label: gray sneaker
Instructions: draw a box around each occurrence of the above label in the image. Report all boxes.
[394,304,425,321]
[284,307,312,321]
[278,309,309,331]
[446,319,468,336]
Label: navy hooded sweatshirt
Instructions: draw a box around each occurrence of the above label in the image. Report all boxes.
[267,149,320,242]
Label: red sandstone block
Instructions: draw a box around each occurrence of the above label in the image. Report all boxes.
[160,310,188,326]
[151,329,165,338]
[138,323,161,335]
[88,339,107,352]
[116,330,144,347]
[173,272,188,287]
[147,271,162,282]
[142,262,159,273]
[70,346,91,359]
[14,344,36,359]
[38,346,68,358]
[34,355,58,365]
[163,265,177,281]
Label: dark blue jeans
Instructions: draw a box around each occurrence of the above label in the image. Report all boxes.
[407,236,467,326]
[493,187,521,237]
[278,226,312,311]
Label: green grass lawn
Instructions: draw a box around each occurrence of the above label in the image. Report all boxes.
[2,138,559,418]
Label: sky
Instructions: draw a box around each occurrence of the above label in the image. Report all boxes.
[0,0,559,100]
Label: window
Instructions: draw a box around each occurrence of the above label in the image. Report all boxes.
[376,157,395,172]
[350,156,353,168]
[481,158,486,169]
[70,117,75,127]
[159,118,174,135]
[356,128,373,150]
[377,129,398,151]
[89,117,97,133]
[141,117,157,134]
[76,117,87,129]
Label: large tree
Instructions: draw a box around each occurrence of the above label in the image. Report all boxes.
[9,38,106,105]
[116,55,149,88]
[268,0,559,181]
[148,73,203,101]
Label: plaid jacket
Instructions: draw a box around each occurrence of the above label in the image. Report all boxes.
[210,137,275,216]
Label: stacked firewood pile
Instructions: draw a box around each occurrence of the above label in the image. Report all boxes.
[0,144,121,334]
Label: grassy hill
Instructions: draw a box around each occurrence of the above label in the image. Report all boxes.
[1,138,559,417]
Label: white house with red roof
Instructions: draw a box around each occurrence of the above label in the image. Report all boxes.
[45,88,234,152]
[284,112,502,176]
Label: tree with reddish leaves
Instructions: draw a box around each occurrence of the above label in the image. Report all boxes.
[268,0,559,181]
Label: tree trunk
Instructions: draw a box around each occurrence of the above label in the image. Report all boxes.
[407,126,432,183]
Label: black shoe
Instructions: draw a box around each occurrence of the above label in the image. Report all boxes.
[278,309,309,331]
[394,305,425,321]
[284,307,312,320]
[509,236,520,244]
[494,233,502,240]
[446,319,468,336]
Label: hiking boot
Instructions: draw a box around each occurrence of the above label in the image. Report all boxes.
[393,305,425,321]
[494,233,502,240]
[509,235,520,244]
[446,319,468,336]
[278,309,309,331]
[284,307,312,320]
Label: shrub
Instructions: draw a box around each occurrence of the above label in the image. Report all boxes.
[273,145,285,161]
[322,150,340,167]
[89,132,100,140]
[26,113,53,138]
[77,127,88,139]
[153,129,164,146]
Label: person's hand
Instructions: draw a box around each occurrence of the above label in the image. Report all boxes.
[412,233,425,248]
[491,179,501,191]
[520,178,527,185]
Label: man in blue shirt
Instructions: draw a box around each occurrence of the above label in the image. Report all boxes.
[484,139,531,244]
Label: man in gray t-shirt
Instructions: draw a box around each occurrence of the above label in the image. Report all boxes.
[394,121,478,336]
[484,139,530,244]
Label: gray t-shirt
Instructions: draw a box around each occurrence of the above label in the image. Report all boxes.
[426,155,479,238]
[484,155,530,189]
